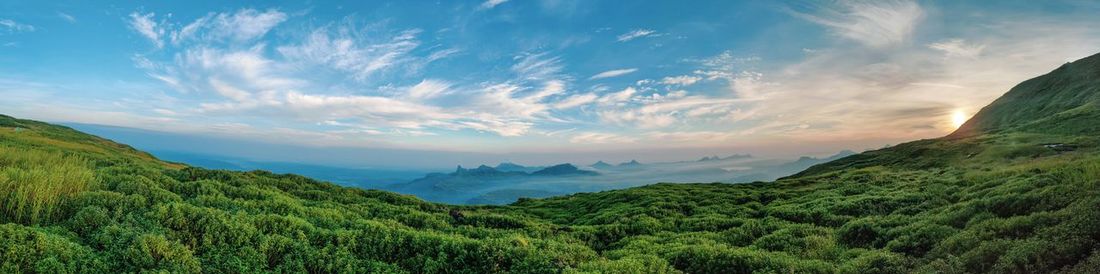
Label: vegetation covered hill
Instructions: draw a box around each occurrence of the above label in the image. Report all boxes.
[3,54,1100,273]
[954,52,1100,136]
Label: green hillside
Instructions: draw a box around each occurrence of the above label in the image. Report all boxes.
[2,54,1100,273]
[953,52,1100,137]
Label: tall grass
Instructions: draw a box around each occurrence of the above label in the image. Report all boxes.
[0,147,94,224]
[1052,157,1100,187]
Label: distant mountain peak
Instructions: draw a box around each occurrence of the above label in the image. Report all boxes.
[495,162,525,169]
[531,164,598,176]
[589,161,613,168]
[455,165,504,176]
[698,156,720,162]
[830,150,857,159]
[618,160,643,166]
[699,154,752,162]
[726,154,753,160]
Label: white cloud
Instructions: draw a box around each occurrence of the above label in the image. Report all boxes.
[279,28,421,81]
[600,110,677,129]
[208,78,252,102]
[281,91,449,118]
[793,0,924,48]
[527,80,566,101]
[480,0,510,10]
[128,13,163,48]
[171,9,287,44]
[600,94,751,129]
[427,48,461,62]
[617,29,656,42]
[589,68,638,80]
[569,132,637,144]
[512,52,564,81]
[458,118,531,137]
[729,71,771,99]
[181,45,300,92]
[151,108,178,116]
[644,131,737,144]
[470,84,549,119]
[57,13,77,23]
[929,39,985,58]
[126,12,584,139]
[554,93,598,109]
[661,75,702,86]
[405,79,451,100]
[0,19,35,33]
[597,87,637,105]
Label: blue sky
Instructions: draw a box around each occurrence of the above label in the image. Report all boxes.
[3,0,1100,165]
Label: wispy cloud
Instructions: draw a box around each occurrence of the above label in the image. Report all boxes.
[928,39,985,59]
[125,9,602,139]
[171,9,287,44]
[791,0,924,48]
[0,19,35,33]
[569,132,637,144]
[554,93,598,109]
[128,12,163,47]
[279,28,421,81]
[405,79,451,100]
[427,48,461,62]
[617,29,656,42]
[480,0,510,10]
[57,12,77,23]
[589,68,637,80]
[596,87,636,105]
[599,95,749,129]
[661,75,702,86]
[511,52,564,81]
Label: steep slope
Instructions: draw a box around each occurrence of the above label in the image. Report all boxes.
[0,114,174,167]
[953,52,1100,137]
[792,52,1100,179]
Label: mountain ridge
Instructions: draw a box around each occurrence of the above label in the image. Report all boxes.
[953,52,1100,137]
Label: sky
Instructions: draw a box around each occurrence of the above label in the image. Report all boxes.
[3,0,1100,168]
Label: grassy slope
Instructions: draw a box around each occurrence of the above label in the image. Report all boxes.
[0,115,598,273]
[954,52,1100,137]
[2,54,1100,273]
[506,132,1100,273]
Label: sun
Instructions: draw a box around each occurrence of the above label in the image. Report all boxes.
[951,110,968,129]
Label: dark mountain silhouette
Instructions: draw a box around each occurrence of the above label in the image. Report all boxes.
[618,160,643,167]
[494,162,541,172]
[530,164,598,176]
[589,161,613,169]
[698,154,753,162]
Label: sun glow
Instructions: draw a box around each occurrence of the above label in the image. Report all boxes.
[951,110,968,129]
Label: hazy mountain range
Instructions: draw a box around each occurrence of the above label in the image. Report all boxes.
[59,122,858,205]
[383,151,856,204]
